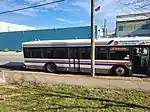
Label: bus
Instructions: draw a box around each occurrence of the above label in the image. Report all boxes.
[22,37,150,76]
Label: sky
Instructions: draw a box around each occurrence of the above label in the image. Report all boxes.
[0,0,148,33]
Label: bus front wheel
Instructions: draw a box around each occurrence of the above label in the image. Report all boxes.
[45,63,56,73]
[113,66,128,76]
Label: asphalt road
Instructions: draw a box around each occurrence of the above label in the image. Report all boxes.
[0,52,23,62]
[0,52,24,68]
[0,52,148,77]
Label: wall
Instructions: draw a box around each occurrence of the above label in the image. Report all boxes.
[116,20,150,37]
[0,25,99,50]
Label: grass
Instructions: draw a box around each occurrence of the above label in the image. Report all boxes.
[0,83,150,112]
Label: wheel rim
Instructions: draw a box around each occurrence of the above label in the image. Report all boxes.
[115,67,125,76]
[46,64,55,72]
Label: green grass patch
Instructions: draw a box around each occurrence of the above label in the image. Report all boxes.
[0,83,150,112]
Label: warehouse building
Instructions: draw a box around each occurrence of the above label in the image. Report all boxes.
[116,12,150,37]
[0,25,101,50]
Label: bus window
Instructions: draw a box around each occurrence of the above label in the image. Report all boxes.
[69,47,80,59]
[23,48,30,58]
[109,47,130,60]
[69,48,76,59]
[80,47,91,59]
[43,47,54,58]
[28,48,43,58]
[96,47,107,60]
[54,48,68,59]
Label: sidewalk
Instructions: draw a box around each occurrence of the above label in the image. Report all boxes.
[2,70,150,92]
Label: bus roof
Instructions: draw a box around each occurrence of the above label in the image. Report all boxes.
[22,37,150,47]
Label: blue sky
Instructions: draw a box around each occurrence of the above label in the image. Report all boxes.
[0,0,146,32]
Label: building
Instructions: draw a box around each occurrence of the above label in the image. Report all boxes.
[116,12,150,37]
[0,25,101,50]
[0,21,35,32]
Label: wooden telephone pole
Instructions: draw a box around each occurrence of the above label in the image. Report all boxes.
[91,0,95,77]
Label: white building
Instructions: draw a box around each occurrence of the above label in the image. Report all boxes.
[116,12,150,37]
[0,21,35,32]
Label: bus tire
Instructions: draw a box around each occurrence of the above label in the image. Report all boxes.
[45,63,56,73]
[113,66,128,76]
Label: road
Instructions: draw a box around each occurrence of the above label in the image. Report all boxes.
[0,52,148,77]
[0,52,23,62]
[0,52,24,68]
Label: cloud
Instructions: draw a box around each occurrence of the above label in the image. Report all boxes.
[24,0,62,10]
[25,0,44,4]
[56,18,83,24]
[0,0,37,16]
[71,0,148,31]
[72,0,149,20]
[72,0,117,15]
[72,0,90,14]
[57,18,72,23]
[71,0,117,28]
[0,0,65,16]
[12,4,37,16]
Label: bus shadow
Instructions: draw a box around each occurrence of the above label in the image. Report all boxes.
[0,61,25,70]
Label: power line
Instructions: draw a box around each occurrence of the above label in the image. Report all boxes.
[0,0,65,15]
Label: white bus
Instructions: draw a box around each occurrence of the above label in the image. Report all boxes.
[22,37,150,76]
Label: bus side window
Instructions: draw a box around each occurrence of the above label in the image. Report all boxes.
[54,48,68,59]
[109,47,130,60]
[23,48,42,58]
[43,47,54,58]
[96,47,107,60]
[69,48,76,59]
[80,47,91,59]
[29,48,42,58]
[23,48,30,58]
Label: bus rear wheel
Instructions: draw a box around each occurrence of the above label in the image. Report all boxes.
[45,63,56,73]
[113,66,128,76]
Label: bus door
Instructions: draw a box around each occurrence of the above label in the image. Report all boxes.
[132,47,149,73]
[69,48,80,71]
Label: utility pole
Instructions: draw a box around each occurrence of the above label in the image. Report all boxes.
[91,0,95,77]
[104,19,106,38]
